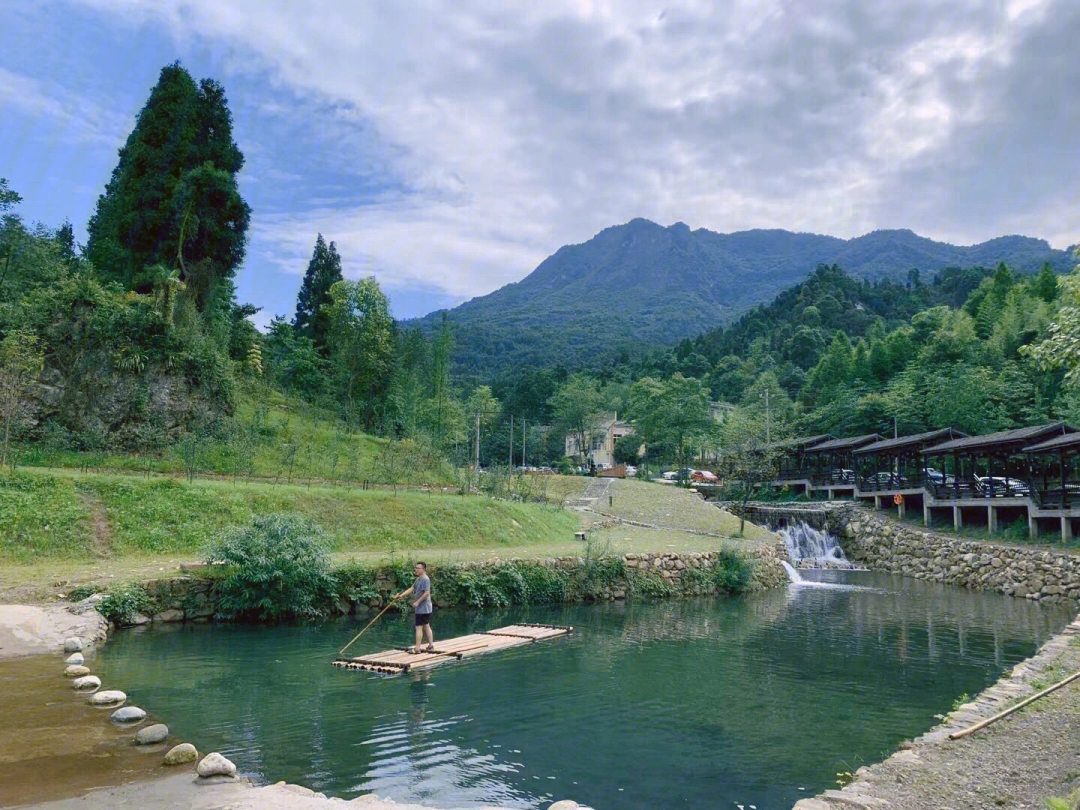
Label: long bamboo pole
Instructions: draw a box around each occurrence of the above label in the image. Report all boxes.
[339,595,404,656]
[949,668,1080,740]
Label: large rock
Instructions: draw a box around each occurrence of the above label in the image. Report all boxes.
[197,752,237,778]
[88,689,126,706]
[549,802,582,810]
[64,664,90,678]
[71,675,101,691]
[111,706,146,724]
[163,743,198,766]
[63,637,83,653]
[135,723,169,745]
[64,652,85,665]
[68,595,106,615]
[155,609,184,623]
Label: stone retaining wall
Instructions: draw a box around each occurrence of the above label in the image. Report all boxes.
[836,505,1080,605]
[727,501,1080,605]
[113,547,789,626]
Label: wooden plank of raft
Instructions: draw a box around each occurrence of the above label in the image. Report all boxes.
[333,623,571,674]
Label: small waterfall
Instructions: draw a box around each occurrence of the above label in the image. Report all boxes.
[780,561,803,583]
[779,522,853,569]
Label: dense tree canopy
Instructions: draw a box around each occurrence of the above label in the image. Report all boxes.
[86,62,250,310]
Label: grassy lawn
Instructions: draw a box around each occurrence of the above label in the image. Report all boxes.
[603,478,776,548]
[0,467,576,564]
[0,469,774,602]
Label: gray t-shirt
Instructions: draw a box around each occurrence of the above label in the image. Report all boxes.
[413,575,432,614]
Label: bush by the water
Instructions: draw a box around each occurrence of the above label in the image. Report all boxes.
[206,514,336,621]
[99,582,152,626]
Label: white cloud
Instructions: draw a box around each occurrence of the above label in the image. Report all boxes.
[67,0,1080,303]
[0,67,130,146]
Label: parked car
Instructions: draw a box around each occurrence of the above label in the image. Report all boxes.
[691,469,719,483]
[975,475,1030,496]
[924,467,955,485]
[863,471,905,489]
[661,470,680,481]
[625,465,637,477]
[828,468,856,484]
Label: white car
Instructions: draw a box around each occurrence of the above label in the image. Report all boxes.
[625,465,637,477]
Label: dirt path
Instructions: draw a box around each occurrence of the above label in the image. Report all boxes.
[796,616,1080,810]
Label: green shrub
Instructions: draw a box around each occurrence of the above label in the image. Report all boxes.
[99,583,152,626]
[67,584,99,602]
[631,570,677,598]
[206,513,336,621]
[711,548,754,595]
[334,560,381,603]
[571,555,626,599]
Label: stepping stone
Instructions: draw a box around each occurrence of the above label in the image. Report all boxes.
[135,723,169,745]
[197,752,237,778]
[71,675,101,691]
[63,637,83,653]
[64,665,90,678]
[88,690,126,706]
[163,743,198,766]
[111,706,146,724]
[64,653,85,665]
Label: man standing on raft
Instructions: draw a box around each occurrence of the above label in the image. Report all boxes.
[396,562,434,653]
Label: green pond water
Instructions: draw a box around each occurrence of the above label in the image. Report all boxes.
[96,571,1074,810]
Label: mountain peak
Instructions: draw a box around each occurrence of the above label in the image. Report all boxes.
[405,223,1071,375]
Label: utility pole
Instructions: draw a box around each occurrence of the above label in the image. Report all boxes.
[522,419,527,470]
[509,414,514,468]
[763,389,771,444]
[474,411,481,472]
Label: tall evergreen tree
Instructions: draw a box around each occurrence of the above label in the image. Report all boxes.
[293,233,343,352]
[85,62,250,310]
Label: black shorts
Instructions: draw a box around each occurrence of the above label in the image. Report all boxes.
[414,613,431,627]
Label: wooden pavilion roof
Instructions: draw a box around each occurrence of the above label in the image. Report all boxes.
[1022,432,1080,454]
[765,434,835,452]
[853,428,968,456]
[804,433,884,453]
[922,422,1075,455]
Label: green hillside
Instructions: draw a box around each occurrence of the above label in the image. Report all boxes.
[406,218,1071,376]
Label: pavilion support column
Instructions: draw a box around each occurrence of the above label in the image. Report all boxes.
[1062,516,1072,544]
[987,505,997,535]
[898,499,906,521]
[953,505,963,531]
[923,502,931,527]
[874,495,882,509]
[1029,513,1037,540]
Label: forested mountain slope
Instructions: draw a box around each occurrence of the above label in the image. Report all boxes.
[406,218,1071,375]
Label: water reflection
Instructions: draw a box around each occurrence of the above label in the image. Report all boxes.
[96,572,1074,810]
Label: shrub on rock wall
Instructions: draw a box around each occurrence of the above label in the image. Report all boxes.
[99,582,152,625]
[206,513,335,621]
[711,548,754,594]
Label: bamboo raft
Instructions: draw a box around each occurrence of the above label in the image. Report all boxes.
[332,623,572,674]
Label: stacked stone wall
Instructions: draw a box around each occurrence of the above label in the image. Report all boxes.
[838,506,1080,604]
[109,546,788,626]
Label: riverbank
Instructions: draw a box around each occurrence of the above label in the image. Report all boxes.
[796,613,1080,809]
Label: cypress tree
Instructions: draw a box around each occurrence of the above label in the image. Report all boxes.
[85,62,250,310]
[294,233,343,353]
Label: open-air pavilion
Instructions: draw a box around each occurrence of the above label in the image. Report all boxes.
[852,428,968,516]
[768,434,835,494]
[802,434,883,497]
[921,422,1076,533]
[1022,432,1080,541]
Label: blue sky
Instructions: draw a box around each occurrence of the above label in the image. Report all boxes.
[3,1,1079,325]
